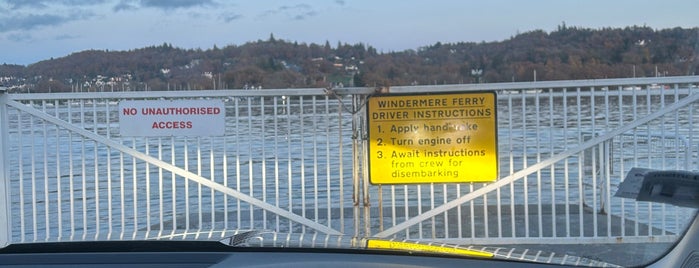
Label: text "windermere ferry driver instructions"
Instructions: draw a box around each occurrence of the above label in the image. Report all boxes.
[367,92,498,184]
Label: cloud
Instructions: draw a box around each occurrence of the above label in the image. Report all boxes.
[54,34,81,40]
[0,10,96,33]
[6,33,33,42]
[259,4,318,21]
[112,0,218,12]
[335,0,345,5]
[220,13,243,23]
[139,0,216,10]
[4,0,109,10]
[4,0,50,9]
[113,0,138,12]
[0,14,69,32]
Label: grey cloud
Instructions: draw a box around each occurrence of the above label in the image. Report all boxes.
[279,4,311,10]
[0,11,95,33]
[259,3,318,21]
[54,34,80,40]
[335,0,345,6]
[0,14,70,32]
[293,10,317,20]
[4,0,49,9]
[113,0,138,12]
[4,0,109,9]
[112,0,218,12]
[220,13,243,23]
[6,33,33,42]
[140,0,216,10]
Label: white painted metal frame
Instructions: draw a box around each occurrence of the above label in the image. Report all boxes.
[0,90,11,247]
[2,76,699,247]
[1,89,353,243]
[365,76,699,245]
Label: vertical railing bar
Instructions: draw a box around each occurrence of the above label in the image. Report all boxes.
[617,86,625,237]
[674,84,682,233]
[660,87,668,235]
[535,90,542,238]
[184,136,190,236]
[222,117,229,235]
[130,136,137,240]
[92,100,100,240]
[483,184,489,238]
[209,136,215,237]
[417,185,423,239]
[456,184,462,238]
[507,94,515,238]
[286,96,292,232]
[105,100,113,240]
[261,97,268,230]
[590,87,598,238]
[196,136,203,238]
[145,139,151,238]
[646,85,653,236]
[300,96,306,233]
[576,87,583,238]
[361,105,371,237]
[119,143,126,240]
[390,185,396,231]
[403,185,408,238]
[170,136,177,238]
[352,96,360,237]
[675,84,685,170]
[563,88,570,238]
[235,98,241,229]
[337,96,344,233]
[324,96,331,229]
[273,97,279,232]
[430,184,435,238]
[246,99,253,231]
[66,100,75,241]
[632,85,639,236]
[521,89,529,238]
[55,100,63,240]
[604,87,611,236]
[30,101,37,242]
[378,185,383,233]
[78,100,87,240]
[549,88,556,238]
[119,142,125,239]
[443,184,448,238]
[691,87,696,228]
[596,88,613,234]
[17,109,26,242]
[469,184,475,238]
[42,101,50,241]
[157,137,164,238]
[312,96,318,224]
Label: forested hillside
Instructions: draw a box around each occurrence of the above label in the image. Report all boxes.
[1,25,697,92]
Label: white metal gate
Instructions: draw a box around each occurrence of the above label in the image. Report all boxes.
[1,76,699,247]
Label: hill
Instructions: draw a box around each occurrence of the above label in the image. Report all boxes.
[1,26,698,93]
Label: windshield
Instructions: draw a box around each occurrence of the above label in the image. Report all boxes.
[1,1,698,267]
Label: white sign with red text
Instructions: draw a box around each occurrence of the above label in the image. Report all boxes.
[119,99,225,137]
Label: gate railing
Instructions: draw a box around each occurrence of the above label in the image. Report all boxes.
[363,77,699,244]
[1,76,699,248]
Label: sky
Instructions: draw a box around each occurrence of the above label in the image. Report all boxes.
[1,0,697,66]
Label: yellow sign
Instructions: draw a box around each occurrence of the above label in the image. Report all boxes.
[367,92,497,184]
[366,239,494,258]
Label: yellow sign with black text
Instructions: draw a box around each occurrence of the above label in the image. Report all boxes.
[367,92,497,184]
